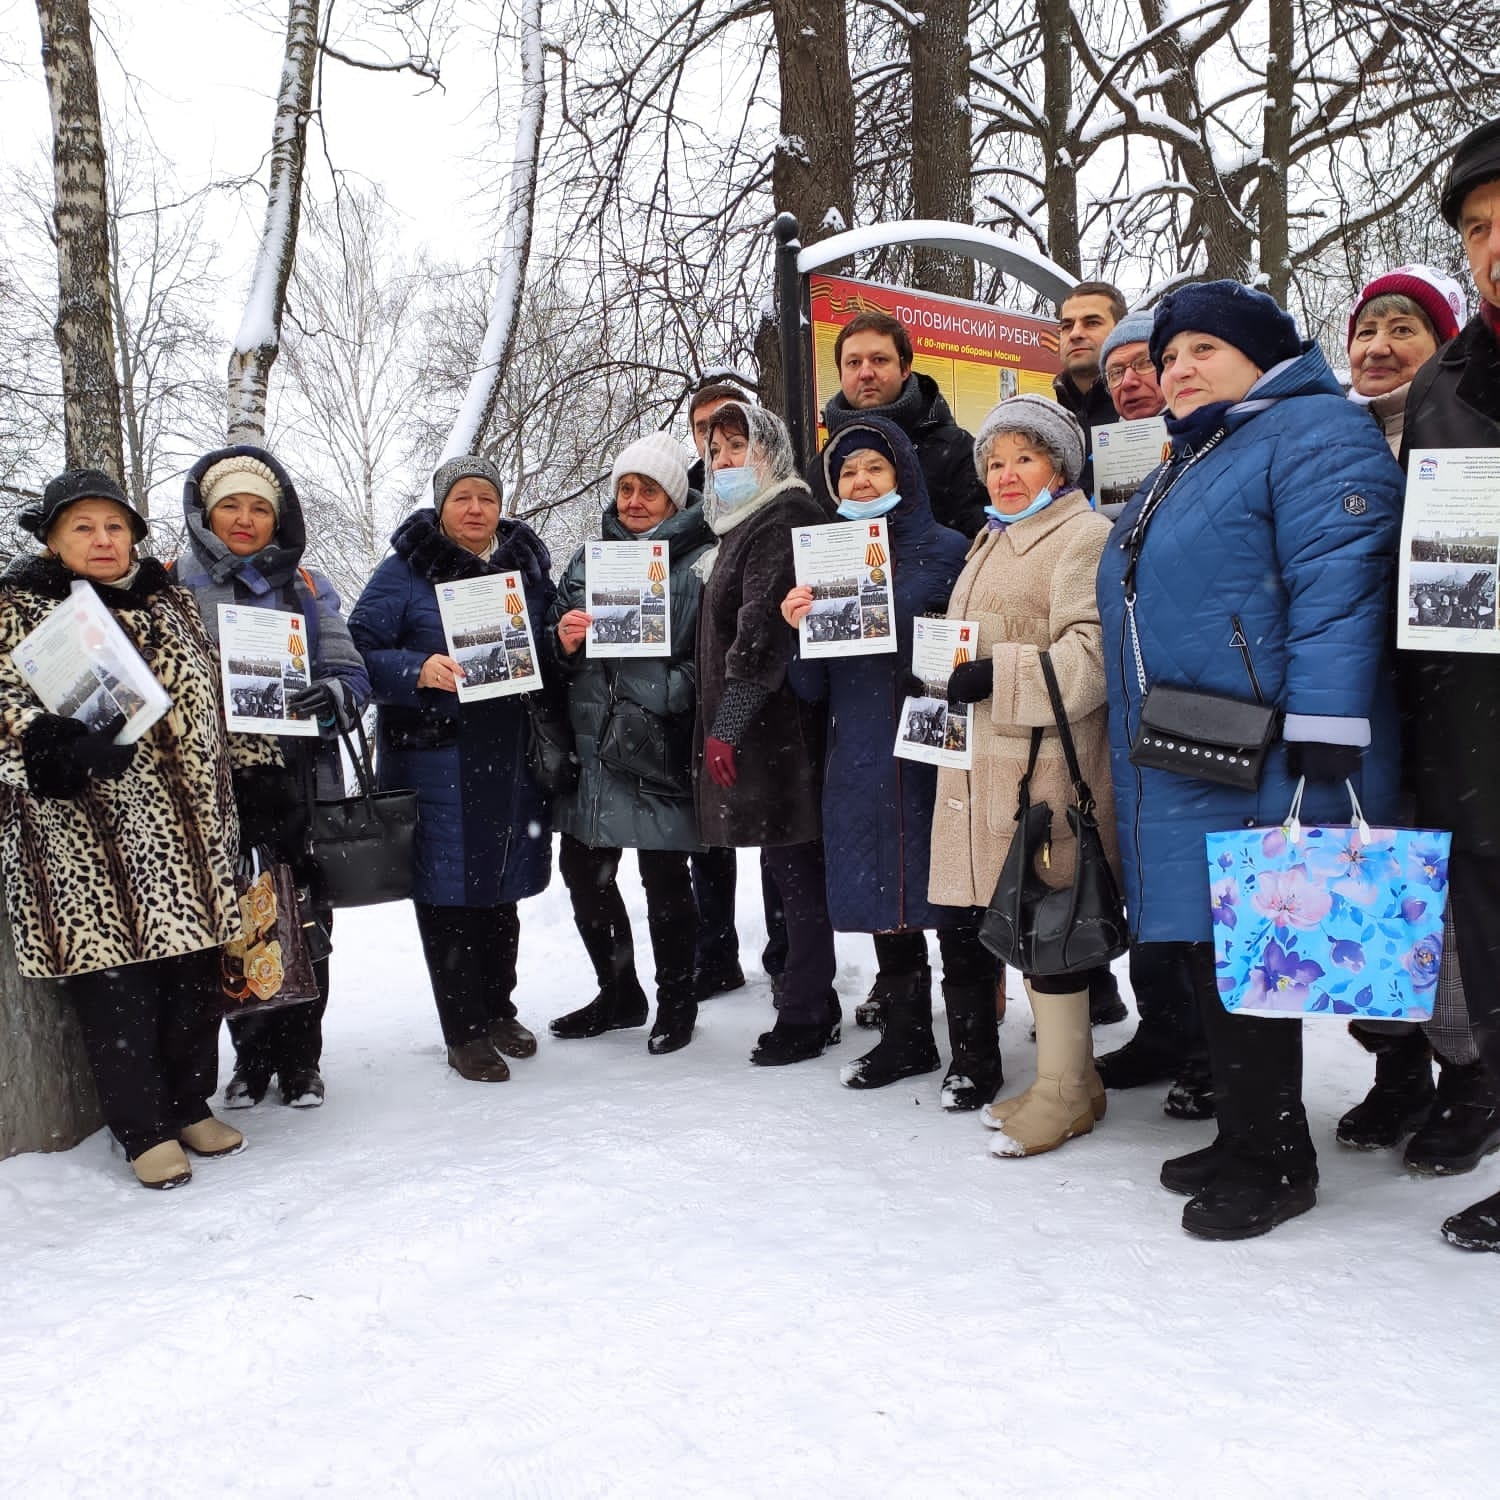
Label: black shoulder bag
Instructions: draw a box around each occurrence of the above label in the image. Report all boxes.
[1120,430,1279,791]
[978,651,1128,977]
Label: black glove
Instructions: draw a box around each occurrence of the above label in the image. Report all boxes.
[1286,740,1360,785]
[897,670,930,701]
[286,679,356,736]
[21,713,135,799]
[233,764,308,856]
[945,659,993,705]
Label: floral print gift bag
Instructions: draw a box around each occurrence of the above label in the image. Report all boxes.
[1205,780,1450,1021]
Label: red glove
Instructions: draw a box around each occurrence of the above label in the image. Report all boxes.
[704,736,738,788]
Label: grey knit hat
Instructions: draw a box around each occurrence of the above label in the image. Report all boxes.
[610,431,689,511]
[433,454,504,511]
[973,395,1086,488]
[1098,308,1156,371]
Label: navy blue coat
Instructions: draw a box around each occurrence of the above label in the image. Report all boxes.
[789,415,970,931]
[1097,345,1404,942]
[348,509,555,908]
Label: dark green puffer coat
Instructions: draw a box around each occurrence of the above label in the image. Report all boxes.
[548,497,714,851]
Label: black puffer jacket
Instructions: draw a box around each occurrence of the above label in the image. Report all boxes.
[808,373,989,538]
[548,497,714,851]
[1398,314,1500,853]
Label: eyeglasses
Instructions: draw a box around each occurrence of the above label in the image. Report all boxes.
[1104,354,1156,389]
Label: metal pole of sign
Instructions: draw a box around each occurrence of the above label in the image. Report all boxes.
[774,212,811,472]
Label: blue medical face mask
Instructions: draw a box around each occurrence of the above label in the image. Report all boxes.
[984,471,1060,527]
[713,466,760,509]
[836,489,901,521]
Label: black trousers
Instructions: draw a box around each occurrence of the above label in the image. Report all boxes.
[60,947,223,1160]
[760,850,788,978]
[873,921,1000,988]
[1188,941,1315,1176]
[760,841,837,1023]
[1446,850,1500,1080]
[690,845,740,972]
[413,901,521,1047]
[558,833,697,1003]
[228,906,332,1080]
[1128,941,1208,1059]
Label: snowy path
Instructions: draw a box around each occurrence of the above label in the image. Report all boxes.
[2,851,1494,1497]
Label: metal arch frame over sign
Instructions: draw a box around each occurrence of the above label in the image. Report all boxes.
[774,214,1078,470]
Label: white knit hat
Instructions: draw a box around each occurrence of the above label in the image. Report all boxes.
[200,455,282,515]
[610,431,690,511]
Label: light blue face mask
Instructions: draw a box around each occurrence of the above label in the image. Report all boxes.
[713,466,760,509]
[836,489,901,521]
[985,474,1060,527]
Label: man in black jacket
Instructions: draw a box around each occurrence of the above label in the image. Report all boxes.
[1399,116,1500,1252]
[1053,281,1126,498]
[808,311,989,539]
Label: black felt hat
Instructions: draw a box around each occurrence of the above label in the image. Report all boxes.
[20,468,146,542]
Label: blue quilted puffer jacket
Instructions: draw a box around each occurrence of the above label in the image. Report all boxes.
[788,415,970,932]
[1096,344,1404,943]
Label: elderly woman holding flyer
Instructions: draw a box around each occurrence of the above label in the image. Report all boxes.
[696,402,839,1066]
[930,395,1116,1158]
[547,433,715,1055]
[0,469,277,1189]
[348,455,556,1084]
[778,416,982,1100]
[175,446,370,1112]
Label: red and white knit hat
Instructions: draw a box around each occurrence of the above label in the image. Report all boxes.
[1347,265,1465,348]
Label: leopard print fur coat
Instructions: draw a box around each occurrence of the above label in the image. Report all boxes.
[0,552,278,978]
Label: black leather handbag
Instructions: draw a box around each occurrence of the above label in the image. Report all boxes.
[1130,682,1278,791]
[305,719,418,908]
[978,652,1129,977]
[524,692,579,796]
[597,688,692,798]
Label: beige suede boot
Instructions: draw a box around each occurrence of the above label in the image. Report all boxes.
[987,985,1098,1157]
[179,1116,246,1158]
[981,1065,1105,1128]
[132,1140,193,1189]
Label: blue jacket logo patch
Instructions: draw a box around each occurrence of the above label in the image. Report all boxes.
[1344,494,1368,516]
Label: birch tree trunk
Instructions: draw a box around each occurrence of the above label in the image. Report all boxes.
[440,0,545,468]
[10,0,113,1160]
[35,0,123,475]
[225,0,319,442]
[910,0,974,298]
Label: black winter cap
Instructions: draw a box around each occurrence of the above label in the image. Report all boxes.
[1441,117,1500,228]
[19,468,147,542]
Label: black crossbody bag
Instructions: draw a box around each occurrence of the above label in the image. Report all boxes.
[1121,431,1279,791]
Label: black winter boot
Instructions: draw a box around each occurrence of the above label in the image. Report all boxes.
[648,985,698,1056]
[750,994,842,1066]
[1336,1025,1435,1150]
[223,1068,270,1110]
[939,980,1005,1111]
[1403,1061,1500,1174]
[855,978,891,1031]
[1181,1158,1318,1240]
[1095,1027,1183,1090]
[1087,966,1128,1026]
[490,1017,539,1058]
[1160,1136,1229,1197]
[1163,1054,1216,1120]
[1442,1189,1500,1251]
[549,974,651,1039]
[840,971,940,1089]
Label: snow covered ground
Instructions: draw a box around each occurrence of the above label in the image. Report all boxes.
[2,850,1495,1498]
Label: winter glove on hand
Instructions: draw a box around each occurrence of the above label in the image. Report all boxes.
[21,713,134,799]
[704,736,738,788]
[945,659,993,705]
[1286,740,1360,785]
[233,764,309,857]
[286,679,356,736]
[898,670,930,700]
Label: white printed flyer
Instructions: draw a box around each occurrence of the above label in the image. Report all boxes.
[1092,415,1169,514]
[1397,448,1500,653]
[436,572,542,701]
[791,517,897,659]
[218,604,319,736]
[893,616,978,770]
[584,539,671,658]
[10,581,170,744]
